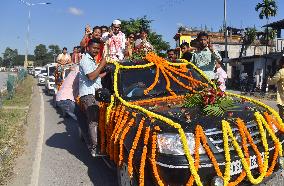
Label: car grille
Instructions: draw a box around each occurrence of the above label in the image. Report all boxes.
[205,121,261,152]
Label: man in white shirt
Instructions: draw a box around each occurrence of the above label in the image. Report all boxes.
[103,20,126,61]
[57,47,71,65]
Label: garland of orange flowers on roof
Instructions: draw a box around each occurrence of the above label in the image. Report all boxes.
[128,117,145,178]
[144,52,208,96]
[139,126,151,185]
[132,95,184,106]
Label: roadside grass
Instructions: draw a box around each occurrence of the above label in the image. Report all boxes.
[3,75,34,107]
[0,75,35,184]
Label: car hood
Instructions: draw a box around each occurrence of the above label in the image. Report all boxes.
[139,96,267,133]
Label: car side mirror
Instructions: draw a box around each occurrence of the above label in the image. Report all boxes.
[95,88,111,103]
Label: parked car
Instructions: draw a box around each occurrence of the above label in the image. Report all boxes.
[45,63,57,95]
[81,54,284,186]
[37,69,47,85]
[34,67,44,78]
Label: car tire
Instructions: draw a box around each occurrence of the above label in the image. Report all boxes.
[117,162,138,186]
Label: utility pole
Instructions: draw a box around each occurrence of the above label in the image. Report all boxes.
[19,0,51,68]
[224,0,228,71]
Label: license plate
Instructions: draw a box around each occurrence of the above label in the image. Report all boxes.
[230,153,264,176]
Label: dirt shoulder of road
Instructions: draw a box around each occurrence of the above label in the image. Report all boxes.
[0,76,38,185]
[5,85,41,186]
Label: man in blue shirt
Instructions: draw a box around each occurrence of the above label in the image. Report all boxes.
[192,32,222,80]
[79,38,107,157]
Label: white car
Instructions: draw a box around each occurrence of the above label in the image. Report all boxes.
[45,76,56,95]
[37,69,47,85]
[34,67,44,77]
[44,63,57,95]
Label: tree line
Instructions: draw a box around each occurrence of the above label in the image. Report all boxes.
[0,44,61,67]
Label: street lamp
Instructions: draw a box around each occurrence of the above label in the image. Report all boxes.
[19,0,51,68]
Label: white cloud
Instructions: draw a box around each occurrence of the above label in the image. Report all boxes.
[68,7,83,16]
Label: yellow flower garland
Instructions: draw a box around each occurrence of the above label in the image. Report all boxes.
[100,55,284,186]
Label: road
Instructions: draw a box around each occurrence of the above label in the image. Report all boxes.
[39,87,117,186]
[8,86,117,186]
[0,72,8,91]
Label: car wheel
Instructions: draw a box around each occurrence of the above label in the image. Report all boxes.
[117,162,138,186]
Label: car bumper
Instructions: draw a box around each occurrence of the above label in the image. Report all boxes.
[38,79,45,85]
[153,138,284,185]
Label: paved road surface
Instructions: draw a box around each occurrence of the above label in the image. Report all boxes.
[0,72,8,91]
[8,86,117,186]
[38,87,117,186]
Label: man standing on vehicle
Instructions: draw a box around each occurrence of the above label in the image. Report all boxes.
[79,38,107,156]
[192,32,222,80]
[103,20,126,61]
[57,47,71,65]
[180,42,193,62]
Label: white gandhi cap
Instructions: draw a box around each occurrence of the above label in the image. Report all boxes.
[112,19,121,25]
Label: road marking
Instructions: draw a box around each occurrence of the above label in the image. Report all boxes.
[30,88,45,186]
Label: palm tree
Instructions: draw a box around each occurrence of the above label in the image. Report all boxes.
[255,0,277,20]
[255,0,277,92]
[255,0,277,47]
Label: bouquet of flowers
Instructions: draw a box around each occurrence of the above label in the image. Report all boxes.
[184,83,236,116]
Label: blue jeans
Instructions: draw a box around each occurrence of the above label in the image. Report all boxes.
[57,100,77,120]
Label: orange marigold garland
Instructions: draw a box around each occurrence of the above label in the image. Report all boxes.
[114,111,130,164]
[110,106,125,160]
[144,67,160,95]
[139,126,151,185]
[118,118,135,166]
[150,127,164,186]
[128,117,145,178]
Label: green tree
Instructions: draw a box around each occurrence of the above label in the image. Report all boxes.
[255,0,277,20]
[3,47,18,67]
[0,57,2,66]
[240,28,257,58]
[120,16,170,55]
[255,0,277,46]
[46,44,61,63]
[34,44,48,66]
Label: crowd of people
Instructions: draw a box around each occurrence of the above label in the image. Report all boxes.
[53,19,227,157]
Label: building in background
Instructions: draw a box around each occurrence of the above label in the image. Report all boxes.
[173,22,284,90]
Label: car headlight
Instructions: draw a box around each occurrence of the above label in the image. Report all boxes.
[157,133,205,155]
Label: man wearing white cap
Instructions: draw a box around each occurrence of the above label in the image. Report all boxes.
[103,19,126,61]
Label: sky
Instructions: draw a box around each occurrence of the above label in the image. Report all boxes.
[0,0,283,57]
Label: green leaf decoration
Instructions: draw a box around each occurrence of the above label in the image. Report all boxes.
[183,94,202,108]
[204,104,224,116]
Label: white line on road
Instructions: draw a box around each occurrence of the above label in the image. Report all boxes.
[30,89,45,186]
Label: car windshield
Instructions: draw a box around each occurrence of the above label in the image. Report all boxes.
[118,64,209,101]
[41,70,47,74]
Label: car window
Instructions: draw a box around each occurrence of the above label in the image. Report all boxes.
[49,66,56,76]
[118,65,209,100]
